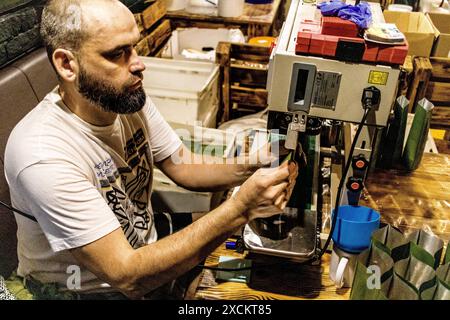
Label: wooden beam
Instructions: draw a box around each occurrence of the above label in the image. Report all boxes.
[230,85,268,107]
[230,67,268,88]
[135,36,150,56]
[429,57,450,82]
[146,19,171,55]
[426,82,450,106]
[407,57,432,113]
[141,0,166,30]
[431,106,450,129]
[216,42,231,124]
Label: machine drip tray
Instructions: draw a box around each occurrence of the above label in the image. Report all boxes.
[243,207,318,261]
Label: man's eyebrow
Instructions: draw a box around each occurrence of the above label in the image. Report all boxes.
[101,36,140,55]
[101,44,132,54]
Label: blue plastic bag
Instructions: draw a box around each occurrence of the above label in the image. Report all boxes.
[317,0,349,15]
[317,0,372,29]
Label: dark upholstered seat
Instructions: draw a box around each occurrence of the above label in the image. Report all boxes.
[0,48,57,277]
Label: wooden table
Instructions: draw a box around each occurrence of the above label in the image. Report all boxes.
[192,153,449,300]
[194,239,349,300]
[361,152,450,243]
[165,0,285,38]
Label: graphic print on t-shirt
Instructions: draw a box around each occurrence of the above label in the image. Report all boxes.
[95,128,153,248]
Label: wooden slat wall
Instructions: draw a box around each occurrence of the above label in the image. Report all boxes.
[216,42,270,124]
[146,19,172,55]
[230,45,270,63]
[407,57,433,113]
[426,82,450,105]
[427,57,450,134]
[230,85,268,107]
[133,1,171,57]
[141,0,166,30]
[431,107,450,129]
[230,67,268,88]
[429,57,450,81]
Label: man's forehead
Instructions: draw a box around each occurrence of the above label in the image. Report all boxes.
[80,1,139,50]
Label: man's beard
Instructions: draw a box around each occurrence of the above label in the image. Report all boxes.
[77,66,147,114]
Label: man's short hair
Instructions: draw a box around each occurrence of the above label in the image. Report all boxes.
[40,0,88,66]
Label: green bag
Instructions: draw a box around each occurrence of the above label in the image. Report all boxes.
[406,230,444,269]
[421,263,450,300]
[350,244,393,300]
[350,225,449,300]
[403,98,434,171]
[377,96,409,169]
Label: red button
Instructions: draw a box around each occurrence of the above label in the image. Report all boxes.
[351,182,360,190]
[356,160,366,169]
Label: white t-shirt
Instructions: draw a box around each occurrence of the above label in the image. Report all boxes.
[4,88,182,293]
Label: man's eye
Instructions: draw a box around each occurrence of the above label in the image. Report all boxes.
[107,50,124,59]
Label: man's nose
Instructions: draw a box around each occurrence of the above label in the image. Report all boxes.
[129,49,146,73]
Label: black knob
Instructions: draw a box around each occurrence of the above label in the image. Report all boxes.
[352,154,369,171]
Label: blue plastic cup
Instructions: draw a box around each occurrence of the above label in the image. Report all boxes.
[331,205,380,253]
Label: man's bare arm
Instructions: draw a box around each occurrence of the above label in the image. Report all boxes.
[70,197,247,299]
[157,144,274,192]
[70,163,294,299]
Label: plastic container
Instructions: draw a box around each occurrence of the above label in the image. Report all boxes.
[248,36,276,47]
[331,205,380,253]
[161,27,245,62]
[218,0,244,17]
[141,57,219,128]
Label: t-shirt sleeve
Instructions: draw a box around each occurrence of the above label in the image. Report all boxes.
[15,161,121,253]
[142,98,182,163]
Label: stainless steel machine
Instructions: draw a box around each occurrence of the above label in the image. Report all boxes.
[241,0,401,262]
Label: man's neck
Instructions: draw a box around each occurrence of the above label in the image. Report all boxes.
[58,84,118,126]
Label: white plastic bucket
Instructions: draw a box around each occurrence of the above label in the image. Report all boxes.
[218,0,244,17]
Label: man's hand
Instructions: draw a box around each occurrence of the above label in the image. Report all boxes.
[232,161,298,221]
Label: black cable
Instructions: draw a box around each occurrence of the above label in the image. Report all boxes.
[316,107,371,260]
[200,107,372,271]
[0,199,37,222]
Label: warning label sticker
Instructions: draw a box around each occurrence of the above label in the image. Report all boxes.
[312,71,341,110]
[368,71,389,85]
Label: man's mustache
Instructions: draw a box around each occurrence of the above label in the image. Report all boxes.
[126,72,144,89]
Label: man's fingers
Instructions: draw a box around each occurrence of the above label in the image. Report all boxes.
[266,181,288,199]
[262,162,290,185]
[274,192,286,207]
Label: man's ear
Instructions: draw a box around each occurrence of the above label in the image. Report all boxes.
[53,49,79,82]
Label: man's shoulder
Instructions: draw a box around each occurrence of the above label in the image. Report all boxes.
[4,95,82,174]
[7,96,66,144]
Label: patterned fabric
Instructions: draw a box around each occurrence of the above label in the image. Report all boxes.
[0,276,16,300]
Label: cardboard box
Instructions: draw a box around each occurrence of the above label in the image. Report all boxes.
[426,12,450,58]
[383,11,436,57]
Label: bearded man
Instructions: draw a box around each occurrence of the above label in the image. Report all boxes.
[4,0,297,299]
